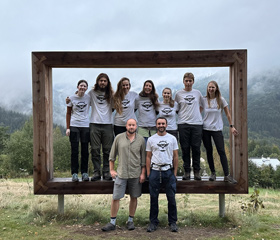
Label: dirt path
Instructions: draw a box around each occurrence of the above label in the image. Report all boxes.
[66,224,236,240]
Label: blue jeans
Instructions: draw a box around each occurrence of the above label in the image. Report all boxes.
[149,169,177,225]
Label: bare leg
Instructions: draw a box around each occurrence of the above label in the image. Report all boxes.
[129,197,137,217]
[110,199,120,218]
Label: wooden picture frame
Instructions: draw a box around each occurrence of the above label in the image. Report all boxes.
[32,50,248,194]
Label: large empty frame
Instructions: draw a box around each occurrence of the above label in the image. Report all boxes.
[32,50,248,195]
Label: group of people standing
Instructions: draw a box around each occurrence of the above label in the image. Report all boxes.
[66,72,238,233]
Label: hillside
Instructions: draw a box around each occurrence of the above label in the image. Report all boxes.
[0,69,280,146]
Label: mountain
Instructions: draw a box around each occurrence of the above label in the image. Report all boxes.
[0,69,280,145]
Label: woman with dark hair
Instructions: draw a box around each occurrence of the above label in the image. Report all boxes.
[135,80,159,141]
[113,77,138,136]
[66,80,91,182]
[158,87,179,140]
[202,81,238,184]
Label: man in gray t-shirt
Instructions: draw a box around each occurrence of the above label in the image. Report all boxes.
[174,72,203,181]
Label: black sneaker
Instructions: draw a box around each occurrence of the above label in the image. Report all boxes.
[224,175,237,184]
[169,223,178,232]
[194,171,201,181]
[209,172,216,181]
[127,221,135,230]
[147,223,157,232]
[182,172,190,180]
[91,172,101,181]
[101,223,116,232]
[103,172,112,181]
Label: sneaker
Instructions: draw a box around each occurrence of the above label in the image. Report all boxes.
[91,172,101,181]
[103,172,112,181]
[127,221,135,230]
[147,223,157,232]
[182,172,190,180]
[194,171,201,181]
[169,223,178,232]
[72,173,79,182]
[209,172,216,181]
[224,175,237,184]
[82,173,89,181]
[101,222,116,232]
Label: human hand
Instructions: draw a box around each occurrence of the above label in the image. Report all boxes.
[231,127,238,136]
[66,129,70,136]
[66,96,70,104]
[110,170,117,179]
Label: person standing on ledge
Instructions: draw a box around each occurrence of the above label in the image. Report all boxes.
[202,81,238,184]
[101,119,146,232]
[146,117,179,233]
[175,72,203,181]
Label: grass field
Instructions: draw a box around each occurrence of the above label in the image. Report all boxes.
[1,178,280,239]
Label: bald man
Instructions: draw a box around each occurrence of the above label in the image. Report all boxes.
[102,119,146,232]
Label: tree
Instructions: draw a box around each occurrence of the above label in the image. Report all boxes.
[0,125,9,154]
[6,117,33,174]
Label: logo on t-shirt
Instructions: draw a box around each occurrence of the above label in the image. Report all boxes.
[97,95,106,104]
[122,99,130,109]
[157,140,169,152]
[161,108,172,115]
[76,101,87,112]
[184,95,195,105]
[141,101,153,111]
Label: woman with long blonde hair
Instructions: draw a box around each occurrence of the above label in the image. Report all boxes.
[202,80,238,184]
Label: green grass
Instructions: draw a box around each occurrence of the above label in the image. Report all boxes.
[1,179,280,239]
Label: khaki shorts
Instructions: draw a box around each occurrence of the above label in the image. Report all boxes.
[138,127,156,138]
[113,177,142,200]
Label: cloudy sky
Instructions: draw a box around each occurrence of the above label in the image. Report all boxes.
[1,0,280,108]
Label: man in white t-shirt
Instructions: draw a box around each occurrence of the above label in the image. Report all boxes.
[175,72,203,181]
[89,73,115,181]
[146,117,179,233]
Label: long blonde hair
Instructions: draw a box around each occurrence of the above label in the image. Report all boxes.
[114,77,131,114]
[206,81,222,109]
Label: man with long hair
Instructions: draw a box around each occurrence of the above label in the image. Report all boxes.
[89,73,114,181]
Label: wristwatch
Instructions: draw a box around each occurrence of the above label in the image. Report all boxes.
[230,125,234,128]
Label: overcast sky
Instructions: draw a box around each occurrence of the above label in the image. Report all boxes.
[1,0,280,107]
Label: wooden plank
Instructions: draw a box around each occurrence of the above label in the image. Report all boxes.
[32,50,247,68]
[33,177,246,195]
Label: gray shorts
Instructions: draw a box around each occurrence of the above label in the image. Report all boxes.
[112,177,142,200]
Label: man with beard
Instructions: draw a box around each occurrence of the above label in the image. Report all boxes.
[89,73,115,181]
[146,117,179,233]
[101,119,146,231]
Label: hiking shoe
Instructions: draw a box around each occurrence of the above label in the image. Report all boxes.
[127,221,135,230]
[72,173,79,182]
[101,222,116,232]
[209,172,216,181]
[224,175,237,184]
[147,223,157,232]
[169,223,178,232]
[103,172,112,181]
[182,172,190,180]
[91,172,101,181]
[194,171,201,181]
[82,173,89,181]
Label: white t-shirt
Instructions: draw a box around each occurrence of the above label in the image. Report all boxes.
[67,94,91,128]
[135,95,157,128]
[175,88,203,125]
[88,89,114,124]
[157,101,179,130]
[146,133,179,168]
[202,96,228,131]
[114,91,138,126]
